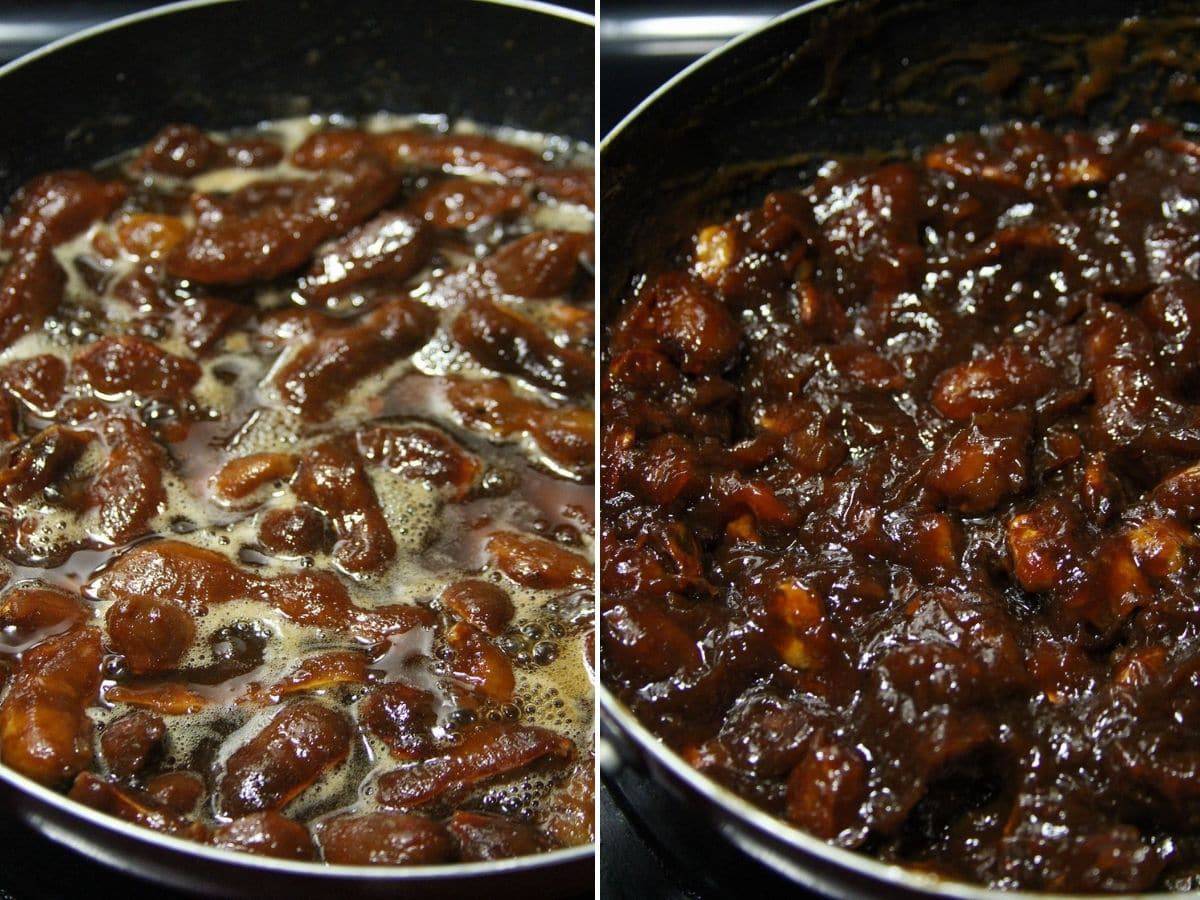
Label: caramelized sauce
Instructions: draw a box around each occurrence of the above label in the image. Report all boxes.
[603,120,1200,892]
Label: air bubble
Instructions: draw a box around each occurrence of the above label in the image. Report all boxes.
[498,634,524,656]
[447,708,476,729]
[532,641,558,666]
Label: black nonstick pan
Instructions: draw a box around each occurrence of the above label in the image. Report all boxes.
[0,1,594,896]
[600,0,1200,897]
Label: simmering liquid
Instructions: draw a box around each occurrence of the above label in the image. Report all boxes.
[0,114,594,864]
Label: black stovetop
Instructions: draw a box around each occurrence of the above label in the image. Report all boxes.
[0,809,194,900]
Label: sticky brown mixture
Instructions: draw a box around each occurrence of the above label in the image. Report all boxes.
[601,121,1200,892]
[0,116,594,864]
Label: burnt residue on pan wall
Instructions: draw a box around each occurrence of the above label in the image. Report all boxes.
[600,0,1200,319]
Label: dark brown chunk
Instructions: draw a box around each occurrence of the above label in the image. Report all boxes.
[211,812,316,860]
[540,760,594,847]
[134,125,283,176]
[0,426,91,504]
[440,579,515,636]
[144,770,205,815]
[89,540,255,614]
[100,711,166,778]
[167,160,399,285]
[89,538,416,636]
[486,531,591,590]
[0,583,85,635]
[601,600,700,683]
[134,124,218,176]
[222,138,284,169]
[447,811,546,861]
[274,297,436,420]
[357,425,481,500]
[257,505,331,556]
[534,167,594,209]
[784,741,868,840]
[452,299,592,396]
[447,623,515,702]
[925,412,1031,514]
[301,211,431,300]
[446,377,594,471]
[0,355,67,415]
[359,682,436,760]
[374,130,542,178]
[176,294,246,353]
[88,417,166,545]
[3,171,126,251]
[932,344,1054,420]
[217,701,352,817]
[0,171,123,348]
[292,437,396,574]
[410,180,526,228]
[0,628,102,785]
[610,272,740,375]
[68,771,203,838]
[105,595,196,674]
[290,130,374,170]
[316,812,454,865]
[267,651,369,698]
[105,682,208,716]
[211,452,297,503]
[0,245,64,351]
[375,723,573,809]
[484,230,591,298]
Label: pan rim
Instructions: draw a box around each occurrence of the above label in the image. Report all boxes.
[596,1,1187,897]
[598,0,837,151]
[8,754,593,878]
[0,0,595,880]
[600,683,1156,900]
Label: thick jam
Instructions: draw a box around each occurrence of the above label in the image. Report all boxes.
[602,121,1200,892]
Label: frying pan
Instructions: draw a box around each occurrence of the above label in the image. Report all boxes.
[0,0,594,895]
[600,0,1200,896]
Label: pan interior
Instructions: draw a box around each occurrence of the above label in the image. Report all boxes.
[601,0,1200,316]
[0,0,593,198]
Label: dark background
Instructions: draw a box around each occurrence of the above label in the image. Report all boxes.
[0,0,593,61]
